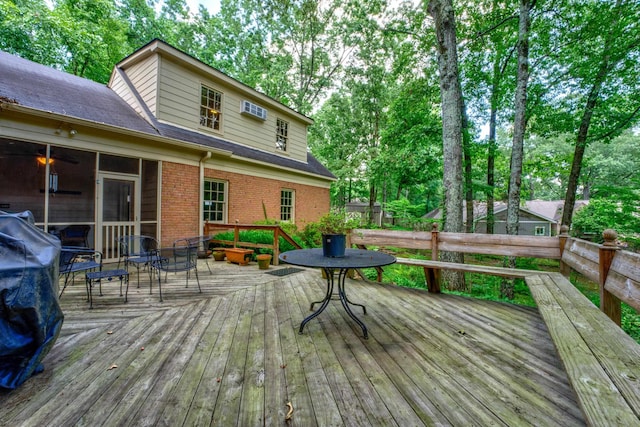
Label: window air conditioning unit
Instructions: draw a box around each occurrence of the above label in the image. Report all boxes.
[241,100,267,121]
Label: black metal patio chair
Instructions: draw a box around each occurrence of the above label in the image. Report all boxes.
[173,235,213,274]
[117,235,158,287]
[151,245,200,302]
[58,247,101,298]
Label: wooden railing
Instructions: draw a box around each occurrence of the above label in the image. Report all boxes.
[354,225,640,425]
[351,224,639,325]
[559,228,640,325]
[203,222,302,266]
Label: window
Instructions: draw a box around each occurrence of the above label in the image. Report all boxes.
[276,118,288,151]
[204,180,227,222]
[280,189,294,222]
[200,85,222,131]
[535,226,546,236]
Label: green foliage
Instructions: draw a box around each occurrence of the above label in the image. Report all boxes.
[299,222,322,248]
[622,303,640,342]
[211,229,304,255]
[571,196,640,247]
[384,198,424,225]
[316,209,359,235]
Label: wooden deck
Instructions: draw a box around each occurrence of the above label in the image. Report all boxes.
[0,260,586,426]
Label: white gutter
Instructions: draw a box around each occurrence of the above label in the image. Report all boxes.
[0,102,335,182]
[0,103,233,158]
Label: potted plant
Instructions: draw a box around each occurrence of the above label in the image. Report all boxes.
[317,209,359,257]
[212,248,226,261]
[256,253,272,269]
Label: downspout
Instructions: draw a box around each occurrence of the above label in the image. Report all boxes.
[200,152,212,235]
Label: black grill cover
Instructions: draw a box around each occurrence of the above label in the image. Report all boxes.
[0,211,63,389]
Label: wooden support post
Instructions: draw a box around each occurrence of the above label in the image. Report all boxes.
[424,267,441,293]
[234,220,240,248]
[599,229,621,325]
[273,227,280,266]
[558,225,571,277]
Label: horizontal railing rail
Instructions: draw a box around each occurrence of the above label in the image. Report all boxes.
[351,225,639,325]
[203,221,302,266]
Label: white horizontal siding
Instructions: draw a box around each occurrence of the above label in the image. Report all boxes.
[126,56,159,115]
[156,57,309,163]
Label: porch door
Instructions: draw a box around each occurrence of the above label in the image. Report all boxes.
[98,173,140,261]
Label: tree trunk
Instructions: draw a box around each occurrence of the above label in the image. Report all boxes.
[428,0,465,290]
[503,0,532,299]
[561,59,611,228]
[487,90,497,234]
[461,95,474,233]
[368,183,376,225]
[561,0,621,229]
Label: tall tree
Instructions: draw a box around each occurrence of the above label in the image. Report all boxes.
[461,0,518,234]
[560,0,640,227]
[505,0,533,238]
[0,0,62,66]
[501,0,533,298]
[428,0,465,290]
[52,0,131,82]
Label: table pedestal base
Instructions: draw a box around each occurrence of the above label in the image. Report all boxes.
[300,267,369,339]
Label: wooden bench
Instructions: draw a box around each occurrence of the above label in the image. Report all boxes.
[526,272,640,425]
[351,227,640,425]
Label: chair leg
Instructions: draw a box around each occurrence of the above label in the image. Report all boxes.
[59,274,71,298]
[124,274,129,303]
[157,268,163,302]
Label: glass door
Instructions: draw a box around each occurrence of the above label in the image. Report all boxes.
[98,173,140,261]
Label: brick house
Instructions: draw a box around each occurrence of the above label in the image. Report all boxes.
[0,40,334,259]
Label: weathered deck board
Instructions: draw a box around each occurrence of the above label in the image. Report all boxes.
[0,260,586,426]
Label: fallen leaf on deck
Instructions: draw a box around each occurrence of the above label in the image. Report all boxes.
[285,402,294,420]
[107,364,118,370]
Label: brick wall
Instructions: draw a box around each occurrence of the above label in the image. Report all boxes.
[161,162,199,245]
[205,169,330,229]
[161,162,330,245]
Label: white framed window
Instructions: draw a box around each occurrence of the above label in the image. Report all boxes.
[276,118,288,151]
[280,189,294,222]
[204,179,227,222]
[200,85,222,131]
[534,226,546,236]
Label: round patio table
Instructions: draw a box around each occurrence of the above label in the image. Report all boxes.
[279,248,396,339]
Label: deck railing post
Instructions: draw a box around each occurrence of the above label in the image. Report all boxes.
[428,223,441,293]
[273,226,280,266]
[599,228,621,324]
[558,225,571,277]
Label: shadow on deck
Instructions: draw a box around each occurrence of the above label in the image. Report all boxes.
[0,259,585,426]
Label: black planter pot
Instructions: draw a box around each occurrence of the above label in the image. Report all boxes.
[322,234,346,257]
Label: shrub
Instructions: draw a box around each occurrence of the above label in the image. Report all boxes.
[211,229,304,255]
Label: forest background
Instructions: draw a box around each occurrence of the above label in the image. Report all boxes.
[1,0,639,248]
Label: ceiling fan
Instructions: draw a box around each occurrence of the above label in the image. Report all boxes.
[0,145,79,165]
